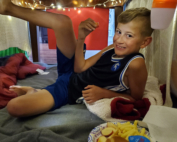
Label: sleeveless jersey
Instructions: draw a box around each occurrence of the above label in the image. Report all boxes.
[68,47,144,104]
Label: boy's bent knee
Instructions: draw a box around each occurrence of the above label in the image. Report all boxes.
[7,99,25,117]
[54,15,73,30]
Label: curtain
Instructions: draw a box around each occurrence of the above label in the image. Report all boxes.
[126,0,177,107]
[0,15,31,54]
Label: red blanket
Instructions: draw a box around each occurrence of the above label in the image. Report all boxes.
[0,53,46,109]
[111,97,150,120]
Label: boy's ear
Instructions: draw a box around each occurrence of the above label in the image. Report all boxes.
[140,36,152,49]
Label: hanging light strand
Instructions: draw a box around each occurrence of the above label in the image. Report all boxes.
[28,0,121,10]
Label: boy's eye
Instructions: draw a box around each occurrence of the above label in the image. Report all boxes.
[127,34,132,38]
[116,30,121,34]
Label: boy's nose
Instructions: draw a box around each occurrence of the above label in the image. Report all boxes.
[116,35,124,44]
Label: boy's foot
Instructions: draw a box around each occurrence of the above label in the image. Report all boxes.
[9,86,38,96]
[0,0,12,15]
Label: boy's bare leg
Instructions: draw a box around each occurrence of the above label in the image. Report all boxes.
[0,0,77,58]
[7,89,55,117]
[1,0,76,117]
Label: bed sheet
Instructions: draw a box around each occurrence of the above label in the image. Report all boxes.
[0,63,104,142]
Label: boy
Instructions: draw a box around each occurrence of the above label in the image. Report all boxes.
[0,0,153,117]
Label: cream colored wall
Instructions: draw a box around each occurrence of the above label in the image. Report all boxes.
[171,27,177,98]
[0,15,31,53]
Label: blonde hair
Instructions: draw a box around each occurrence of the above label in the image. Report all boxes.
[117,7,154,36]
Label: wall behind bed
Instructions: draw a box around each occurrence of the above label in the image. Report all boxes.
[47,8,109,59]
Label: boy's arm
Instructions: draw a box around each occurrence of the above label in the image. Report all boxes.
[74,18,113,73]
[74,41,113,73]
[82,58,147,103]
[126,58,147,100]
[82,85,135,104]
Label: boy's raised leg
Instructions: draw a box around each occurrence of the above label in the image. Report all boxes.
[0,0,77,58]
[0,0,77,117]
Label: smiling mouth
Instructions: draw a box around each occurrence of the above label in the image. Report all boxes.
[116,45,126,49]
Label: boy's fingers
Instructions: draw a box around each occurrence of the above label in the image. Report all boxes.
[84,97,91,102]
[83,96,90,102]
[86,100,93,104]
[88,20,98,28]
[87,23,95,30]
[85,25,93,31]
[85,24,94,31]
[82,90,90,95]
[87,18,95,23]
[85,85,93,89]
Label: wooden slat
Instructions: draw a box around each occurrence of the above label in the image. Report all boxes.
[29,22,39,62]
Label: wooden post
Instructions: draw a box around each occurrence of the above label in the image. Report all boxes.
[29,22,39,62]
[114,7,123,31]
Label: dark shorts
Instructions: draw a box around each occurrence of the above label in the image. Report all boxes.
[44,47,74,110]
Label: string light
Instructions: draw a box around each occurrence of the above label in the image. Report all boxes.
[28,0,121,11]
[8,16,12,20]
[57,5,62,10]
[78,9,81,14]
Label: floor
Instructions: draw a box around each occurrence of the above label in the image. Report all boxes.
[30,43,57,64]
[39,43,57,64]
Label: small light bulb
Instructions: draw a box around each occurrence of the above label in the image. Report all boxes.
[57,5,62,10]
[74,7,76,10]
[78,9,81,14]
[8,16,12,20]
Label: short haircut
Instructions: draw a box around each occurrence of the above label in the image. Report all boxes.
[117,7,154,36]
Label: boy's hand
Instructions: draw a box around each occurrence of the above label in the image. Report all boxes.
[78,18,99,40]
[82,85,103,104]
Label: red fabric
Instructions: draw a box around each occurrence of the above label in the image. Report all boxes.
[111,97,151,120]
[47,8,109,50]
[160,84,166,105]
[0,53,46,108]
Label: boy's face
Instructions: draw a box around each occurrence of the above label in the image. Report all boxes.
[113,20,146,58]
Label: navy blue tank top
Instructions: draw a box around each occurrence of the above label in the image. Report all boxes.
[68,48,144,104]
